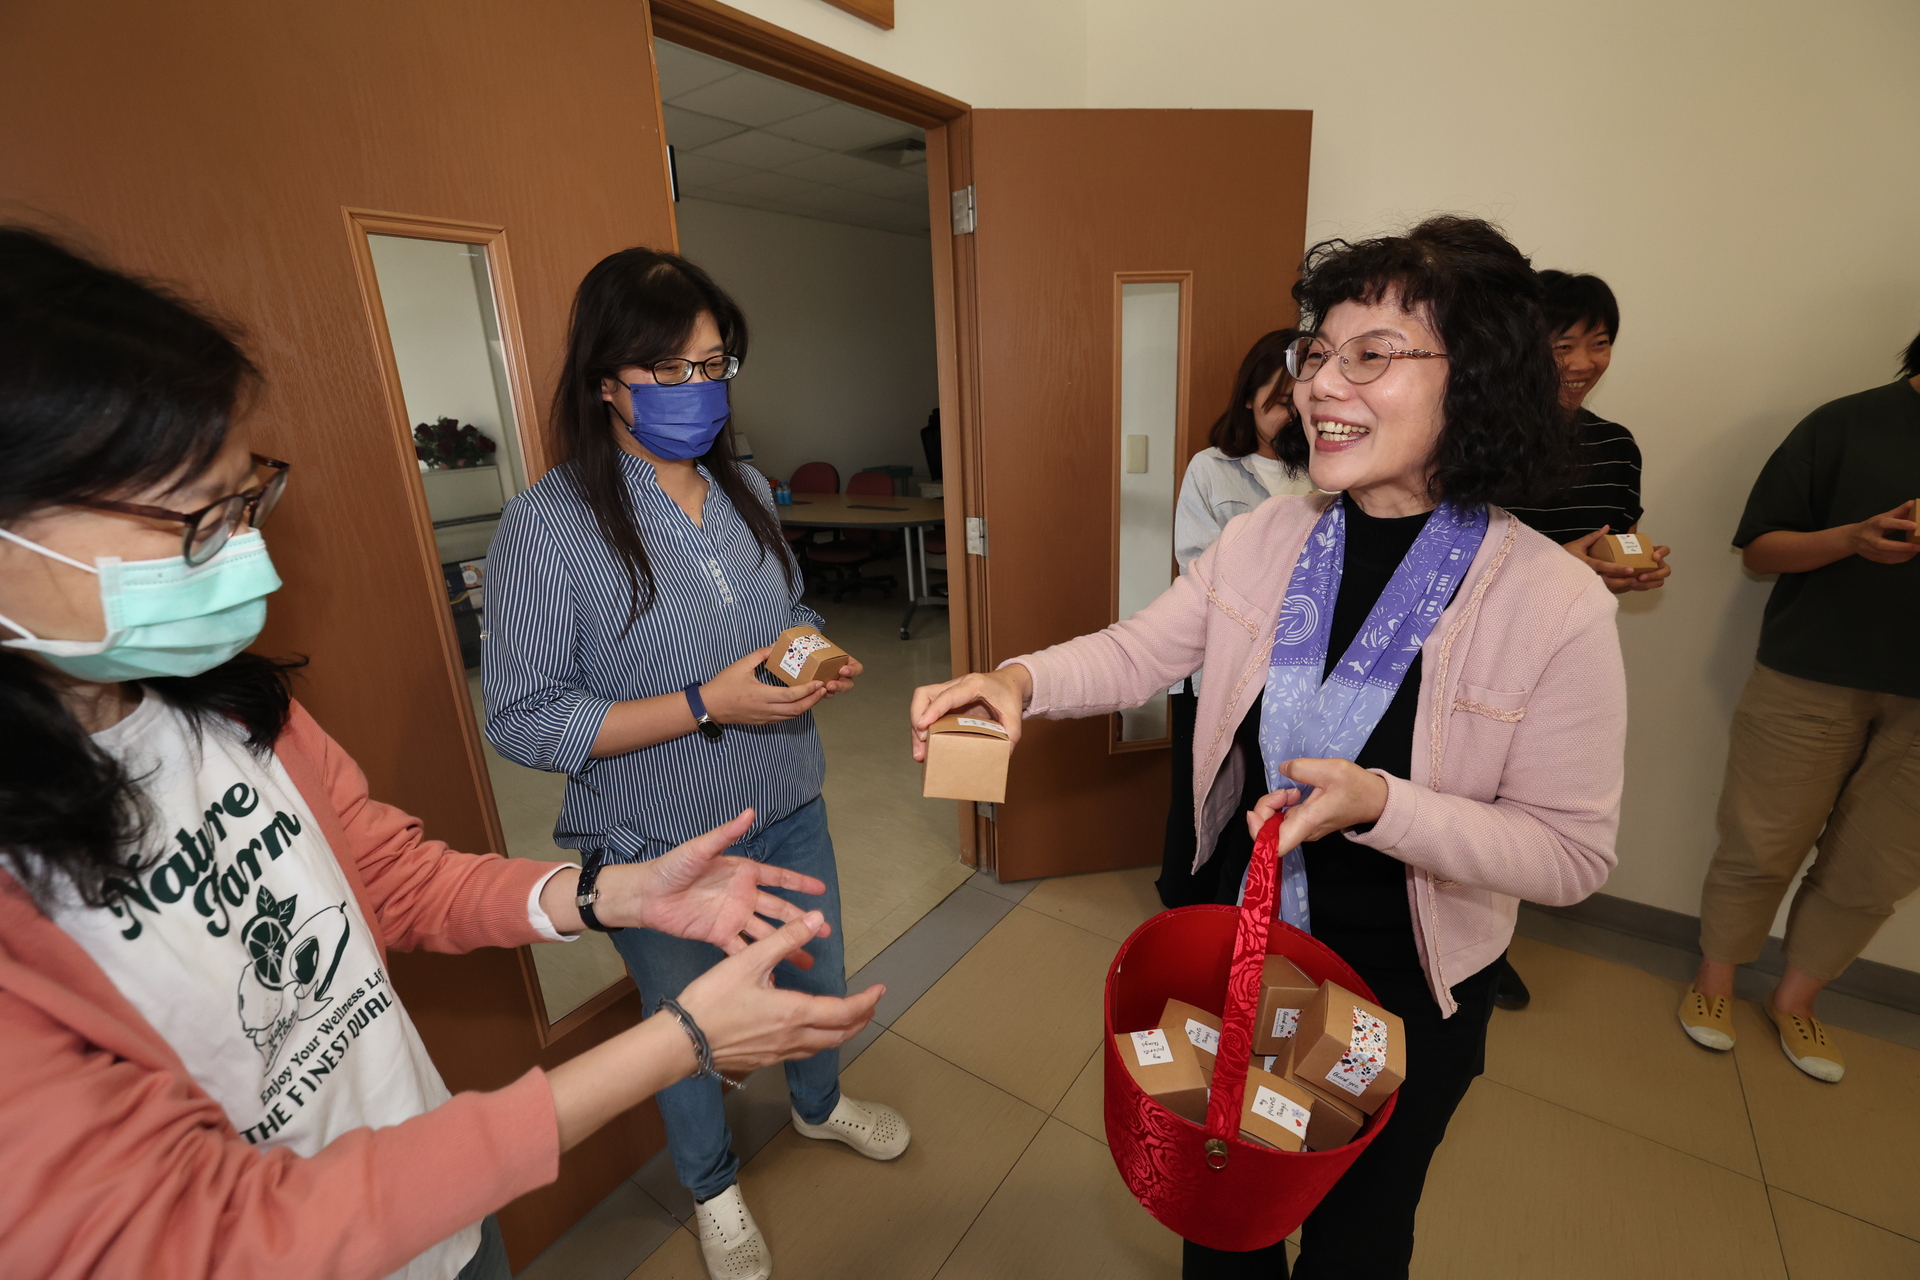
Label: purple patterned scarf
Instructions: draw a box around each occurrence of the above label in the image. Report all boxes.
[1257,497,1487,930]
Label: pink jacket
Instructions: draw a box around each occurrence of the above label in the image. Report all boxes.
[1010,493,1625,1015]
[0,701,561,1280]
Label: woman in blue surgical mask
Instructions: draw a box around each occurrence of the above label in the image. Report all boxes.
[0,228,882,1280]
[479,248,907,1280]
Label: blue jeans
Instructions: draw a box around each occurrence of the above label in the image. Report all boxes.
[453,1216,507,1280]
[610,796,846,1201]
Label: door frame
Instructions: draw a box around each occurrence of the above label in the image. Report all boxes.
[340,207,640,1042]
[645,0,998,868]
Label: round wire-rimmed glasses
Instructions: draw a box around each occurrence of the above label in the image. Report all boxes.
[74,454,290,566]
[1285,334,1449,385]
[635,354,741,386]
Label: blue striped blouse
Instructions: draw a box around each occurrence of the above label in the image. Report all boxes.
[481,452,825,863]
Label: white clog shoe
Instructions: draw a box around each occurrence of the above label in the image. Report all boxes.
[693,1183,772,1280]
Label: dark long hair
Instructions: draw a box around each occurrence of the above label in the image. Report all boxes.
[1277,216,1571,508]
[1902,328,1920,381]
[552,248,795,632]
[0,227,298,908]
[1208,328,1300,459]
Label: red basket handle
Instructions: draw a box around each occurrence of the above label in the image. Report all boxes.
[1201,810,1285,1154]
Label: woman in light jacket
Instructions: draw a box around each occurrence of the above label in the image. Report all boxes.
[0,228,879,1280]
[912,217,1624,1279]
[1161,328,1313,907]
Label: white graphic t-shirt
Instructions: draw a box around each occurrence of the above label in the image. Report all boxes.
[46,696,478,1280]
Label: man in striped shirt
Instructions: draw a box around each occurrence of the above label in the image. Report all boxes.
[1508,271,1672,595]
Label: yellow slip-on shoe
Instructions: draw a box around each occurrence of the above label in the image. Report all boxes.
[1766,1003,1845,1082]
[1677,985,1735,1051]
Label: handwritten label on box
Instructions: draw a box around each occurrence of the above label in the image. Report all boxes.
[957,716,1007,734]
[1184,1018,1220,1056]
[1251,1086,1311,1141]
[1130,1029,1174,1067]
[1270,1007,1300,1040]
[1617,533,1643,555]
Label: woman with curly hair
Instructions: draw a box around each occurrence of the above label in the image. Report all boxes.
[910,216,1625,1278]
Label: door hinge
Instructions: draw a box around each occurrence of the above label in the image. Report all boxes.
[950,185,976,235]
[975,800,997,822]
[965,515,988,557]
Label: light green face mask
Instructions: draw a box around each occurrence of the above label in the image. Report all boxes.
[0,528,281,681]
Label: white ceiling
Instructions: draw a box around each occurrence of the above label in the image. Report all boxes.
[655,40,930,238]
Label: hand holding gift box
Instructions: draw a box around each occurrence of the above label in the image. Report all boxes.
[921,711,1013,803]
[766,625,854,687]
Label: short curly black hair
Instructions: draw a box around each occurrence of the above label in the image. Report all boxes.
[1275,215,1571,509]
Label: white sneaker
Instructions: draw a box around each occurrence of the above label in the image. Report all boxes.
[790,1094,911,1161]
[692,1184,772,1280]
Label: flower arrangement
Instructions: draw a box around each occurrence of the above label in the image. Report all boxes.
[413,418,497,469]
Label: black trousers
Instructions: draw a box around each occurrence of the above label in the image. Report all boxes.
[1181,958,1501,1280]
[1158,685,1222,908]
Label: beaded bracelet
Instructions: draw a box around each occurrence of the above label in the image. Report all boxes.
[658,997,744,1089]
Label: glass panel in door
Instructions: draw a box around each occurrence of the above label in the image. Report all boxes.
[1115,278,1184,745]
[365,233,629,1024]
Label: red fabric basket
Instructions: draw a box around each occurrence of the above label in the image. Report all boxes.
[1104,815,1397,1251]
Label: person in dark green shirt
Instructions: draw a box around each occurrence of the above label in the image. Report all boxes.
[1678,337,1920,1085]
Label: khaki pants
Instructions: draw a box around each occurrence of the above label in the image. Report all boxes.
[1700,663,1920,981]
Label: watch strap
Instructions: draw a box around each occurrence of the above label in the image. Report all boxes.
[684,682,723,740]
[575,853,623,933]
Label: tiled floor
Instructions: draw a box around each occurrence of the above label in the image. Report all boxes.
[518,864,1920,1280]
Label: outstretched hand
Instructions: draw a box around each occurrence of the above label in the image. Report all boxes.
[629,810,831,958]
[909,664,1032,762]
[678,914,884,1075]
[542,810,830,967]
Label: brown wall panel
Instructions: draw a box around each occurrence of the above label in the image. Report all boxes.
[0,0,681,1263]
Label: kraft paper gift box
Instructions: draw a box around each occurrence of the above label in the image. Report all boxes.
[1287,981,1406,1116]
[1253,954,1320,1056]
[766,625,853,687]
[1114,1027,1210,1125]
[921,712,1012,803]
[1158,997,1223,1078]
[1236,1062,1317,1153]
[1592,531,1660,572]
[1278,1045,1367,1151]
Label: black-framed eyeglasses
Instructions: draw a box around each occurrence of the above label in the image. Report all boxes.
[74,455,290,566]
[1285,334,1449,386]
[634,354,741,387]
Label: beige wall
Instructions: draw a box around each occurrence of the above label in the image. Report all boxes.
[675,197,940,486]
[723,0,1920,968]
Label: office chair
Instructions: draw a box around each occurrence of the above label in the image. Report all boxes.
[805,470,898,601]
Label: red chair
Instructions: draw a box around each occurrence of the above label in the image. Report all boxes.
[805,470,898,601]
[789,462,839,495]
[782,463,839,584]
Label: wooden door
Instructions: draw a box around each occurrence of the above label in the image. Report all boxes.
[0,0,679,1264]
[962,110,1312,881]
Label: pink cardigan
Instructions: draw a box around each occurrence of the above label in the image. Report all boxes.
[1009,494,1625,1015]
[0,701,561,1280]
